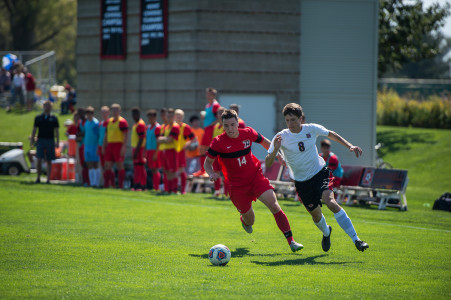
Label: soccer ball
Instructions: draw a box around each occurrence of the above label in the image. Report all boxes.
[208,244,231,266]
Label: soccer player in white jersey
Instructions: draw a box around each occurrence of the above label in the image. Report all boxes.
[266,103,369,252]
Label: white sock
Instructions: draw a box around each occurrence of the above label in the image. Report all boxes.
[334,209,359,242]
[315,214,331,237]
[95,168,101,187]
[88,169,95,186]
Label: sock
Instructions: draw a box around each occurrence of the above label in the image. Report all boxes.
[96,168,101,187]
[108,170,115,188]
[133,166,140,189]
[334,209,359,242]
[82,167,90,185]
[172,178,178,193]
[103,170,110,188]
[140,166,147,187]
[88,169,95,187]
[164,173,169,192]
[273,210,294,245]
[199,155,206,172]
[118,169,125,189]
[153,171,160,191]
[240,215,250,226]
[315,214,331,237]
[180,171,187,193]
[214,178,221,192]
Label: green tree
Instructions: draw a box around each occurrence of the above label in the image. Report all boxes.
[0,0,77,86]
[379,0,451,77]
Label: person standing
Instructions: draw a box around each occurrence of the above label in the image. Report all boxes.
[185,115,204,174]
[83,106,101,187]
[31,101,59,184]
[319,139,344,188]
[24,68,36,112]
[76,107,90,186]
[145,109,161,191]
[102,104,129,188]
[193,87,220,176]
[9,68,25,112]
[98,106,110,177]
[204,109,303,252]
[266,103,368,252]
[131,107,147,191]
[174,109,196,194]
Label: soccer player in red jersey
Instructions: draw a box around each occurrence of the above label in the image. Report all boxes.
[97,106,110,171]
[146,109,161,191]
[174,109,197,194]
[204,109,303,252]
[131,107,147,191]
[157,108,180,194]
[159,108,169,189]
[229,104,246,129]
[193,87,221,176]
[102,104,129,188]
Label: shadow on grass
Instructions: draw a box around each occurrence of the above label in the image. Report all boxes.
[376,130,435,158]
[251,254,363,266]
[189,247,283,259]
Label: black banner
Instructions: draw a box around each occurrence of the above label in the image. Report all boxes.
[101,0,126,59]
[140,0,168,58]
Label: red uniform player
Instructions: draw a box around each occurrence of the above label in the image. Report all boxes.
[204,109,303,252]
[146,109,161,191]
[175,109,196,194]
[131,107,147,191]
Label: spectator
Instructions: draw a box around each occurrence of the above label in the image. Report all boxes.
[61,84,77,115]
[146,109,161,191]
[319,139,344,188]
[102,103,129,189]
[83,106,101,187]
[229,104,246,128]
[0,67,11,94]
[185,115,204,174]
[24,68,36,112]
[131,107,147,191]
[8,68,25,112]
[30,101,59,184]
[175,109,196,194]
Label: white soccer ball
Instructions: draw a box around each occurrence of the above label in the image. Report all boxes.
[208,244,231,266]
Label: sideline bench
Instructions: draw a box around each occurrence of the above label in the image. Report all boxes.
[336,166,408,210]
[261,161,296,198]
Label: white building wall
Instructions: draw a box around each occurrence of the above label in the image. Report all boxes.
[300,0,378,166]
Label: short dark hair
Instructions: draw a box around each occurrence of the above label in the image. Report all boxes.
[189,115,199,123]
[221,109,238,122]
[160,108,167,114]
[283,103,303,118]
[131,107,141,114]
[147,109,157,116]
[167,108,175,114]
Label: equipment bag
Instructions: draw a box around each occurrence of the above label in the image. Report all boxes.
[432,192,451,212]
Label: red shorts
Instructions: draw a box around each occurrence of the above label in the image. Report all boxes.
[146,150,160,169]
[229,172,274,214]
[132,147,145,164]
[98,146,105,167]
[105,142,124,162]
[162,149,178,172]
[177,151,186,168]
[201,124,215,147]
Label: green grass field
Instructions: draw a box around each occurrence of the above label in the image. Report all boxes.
[0,109,450,298]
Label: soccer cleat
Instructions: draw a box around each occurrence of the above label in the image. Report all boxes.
[355,240,369,252]
[241,222,253,234]
[290,241,304,252]
[322,225,332,252]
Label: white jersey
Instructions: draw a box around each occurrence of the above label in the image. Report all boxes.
[268,123,330,182]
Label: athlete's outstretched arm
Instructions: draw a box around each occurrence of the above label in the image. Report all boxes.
[328,131,362,158]
[260,137,272,151]
[265,135,282,168]
[204,156,220,182]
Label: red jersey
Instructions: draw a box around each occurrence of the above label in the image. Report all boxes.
[238,118,246,129]
[206,127,264,187]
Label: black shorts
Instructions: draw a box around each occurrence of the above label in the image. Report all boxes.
[294,167,333,212]
[36,138,56,161]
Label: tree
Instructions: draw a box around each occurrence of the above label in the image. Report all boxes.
[0,0,77,85]
[378,0,451,77]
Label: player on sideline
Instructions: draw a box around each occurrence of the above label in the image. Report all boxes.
[204,109,303,252]
[157,108,180,194]
[193,87,221,177]
[131,107,147,191]
[266,103,369,252]
[229,104,246,129]
[83,106,101,187]
[174,109,197,194]
[98,106,110,182]
[102,103,129,188]
[145,109,161,191]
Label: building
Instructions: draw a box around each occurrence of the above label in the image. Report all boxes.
[77,0,378,165]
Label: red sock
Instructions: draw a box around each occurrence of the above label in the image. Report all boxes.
[164,173,170,192]
[118,169,125,189]
[108,170,115,188]
[153,171,160,191]
[273,210,294,244]
[133,166,140,188]
[82,167,90,185]
[172,178,178,193]
[199,155,206,172]
[180,171,187,193]
[140,166,147,187]
[214,178,221,192]
[103,170,110,188]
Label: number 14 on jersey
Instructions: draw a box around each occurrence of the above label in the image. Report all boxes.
[237,156,247,166]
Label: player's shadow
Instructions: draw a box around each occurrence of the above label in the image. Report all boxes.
[251,254,362,266]
[189,247,282,259]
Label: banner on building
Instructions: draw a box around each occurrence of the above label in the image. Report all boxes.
[140,0,168,58]
[101,0,126,59]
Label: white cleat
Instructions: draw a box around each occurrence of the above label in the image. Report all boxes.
[290,241,304,252]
